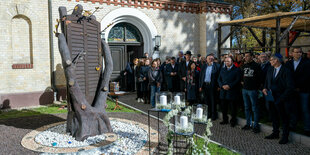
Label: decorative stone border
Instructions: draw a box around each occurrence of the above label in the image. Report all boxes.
[68,0,232,14]
[21,117,159,154]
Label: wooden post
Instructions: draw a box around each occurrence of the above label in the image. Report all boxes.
[286,31,290,57]
[218,24,222,59]
[262,29,266,53]
[276,18,281,54]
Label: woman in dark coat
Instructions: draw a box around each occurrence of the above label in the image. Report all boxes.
[124,58,139,91]
[217,57,241,127]
[140,59,151,104]
[149,60,162,108]
[185,62,200,105]
[136,59,144,103]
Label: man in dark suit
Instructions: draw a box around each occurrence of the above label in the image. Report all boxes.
[258,52,271,125]
[263,54,294,144]
[176,51,185,64]
[178,51,193,92]
[285,47,310,136]
[218,56,242,127]
[259,53,271,81]
[199,54,220,120]
[166,57,179,92]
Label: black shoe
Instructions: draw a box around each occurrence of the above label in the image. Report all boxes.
[242,125,251,130]
[252,126,260,133]
[279,137,288,144]
[230,119,236,127]
[265,133,279,139]
[220,121,228,125]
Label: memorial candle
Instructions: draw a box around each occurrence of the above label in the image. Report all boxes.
[196,107,203,119]
[174,96,180,105]
[160,95,167,105]
[180,116,188,128]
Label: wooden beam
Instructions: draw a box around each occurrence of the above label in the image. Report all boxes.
[247,27,264,47]
[262,29,266,52]
[227,24,274,30]
[288,44,310,48]
[221,27,237,46]
[220,12,310,26]
[218,24,222,59]
[297,16,310,20]
[276,17,281,53]
[279,16,299,42]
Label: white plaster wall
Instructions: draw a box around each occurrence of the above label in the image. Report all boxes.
[0,0,50,94]
[51,0,201,67]
[206,12,231,56]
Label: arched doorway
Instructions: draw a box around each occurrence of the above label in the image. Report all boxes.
[108,22,143,81]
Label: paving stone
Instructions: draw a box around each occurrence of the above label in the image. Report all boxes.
[118,93,310,155]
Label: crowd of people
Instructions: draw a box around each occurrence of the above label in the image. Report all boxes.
[122,48,310,144]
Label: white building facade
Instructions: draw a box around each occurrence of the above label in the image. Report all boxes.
[0,0,232,108]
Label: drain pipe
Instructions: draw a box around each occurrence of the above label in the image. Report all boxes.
[48,0,57,101]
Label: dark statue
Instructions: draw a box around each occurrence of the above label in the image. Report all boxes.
[56,4,113,141]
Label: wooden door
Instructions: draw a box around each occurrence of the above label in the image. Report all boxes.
[110,45,125,81]
[64,15,102,104]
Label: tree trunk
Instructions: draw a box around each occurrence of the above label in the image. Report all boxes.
[57,5,113,141]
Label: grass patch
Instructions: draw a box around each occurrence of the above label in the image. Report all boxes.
[0,104,68,120]
[0,100,139,120]
[106,99,140,113]
[194,135,239,155]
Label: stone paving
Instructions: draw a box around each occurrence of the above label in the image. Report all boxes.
[118,93,310,155]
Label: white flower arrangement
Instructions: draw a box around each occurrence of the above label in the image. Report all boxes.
[163,106,212,155]
[156,104,172,110]
[175,123,194,134]
[172,102,186,109]
[192,115,208,124]
[202,119,213,155]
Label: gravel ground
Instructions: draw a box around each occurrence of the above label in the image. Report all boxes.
[118,93,310,155]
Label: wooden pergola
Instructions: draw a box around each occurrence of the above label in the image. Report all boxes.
[218,10,310,57]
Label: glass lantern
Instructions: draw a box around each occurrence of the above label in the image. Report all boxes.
[172,92,186,109]
[191,104,208,124]
[155,91,172,110]
[174,109,194,135]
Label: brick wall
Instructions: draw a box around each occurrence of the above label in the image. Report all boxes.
[0,0,50,94]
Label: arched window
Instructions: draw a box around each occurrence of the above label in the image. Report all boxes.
[108,23,142,43]
[11,15,33,69]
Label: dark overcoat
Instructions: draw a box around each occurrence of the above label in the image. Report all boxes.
[165,63,179,90]
[217,65,242,100]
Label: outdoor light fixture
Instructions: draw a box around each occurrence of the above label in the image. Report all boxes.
[154,35,161,51]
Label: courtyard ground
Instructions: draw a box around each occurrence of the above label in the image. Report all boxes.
[118,93,310,155]
[1,94,310,154]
